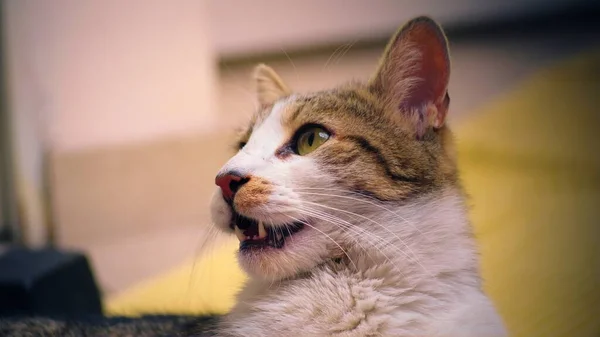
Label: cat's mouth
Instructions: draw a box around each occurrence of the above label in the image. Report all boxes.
[230,213,304,250]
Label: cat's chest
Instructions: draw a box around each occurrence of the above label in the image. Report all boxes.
[219,263,505,337]
[223,266,432,336]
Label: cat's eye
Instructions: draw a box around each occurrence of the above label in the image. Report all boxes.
[295,126,330,155]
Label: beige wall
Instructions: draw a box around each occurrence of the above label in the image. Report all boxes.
[6,0,216,152]
[6,0,577,151]
[210,0,573,57]
[4,0,216,247]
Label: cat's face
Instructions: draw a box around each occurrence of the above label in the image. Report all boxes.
[210,17,457,281]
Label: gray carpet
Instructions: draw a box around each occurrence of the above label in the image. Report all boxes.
[0,315,218,337]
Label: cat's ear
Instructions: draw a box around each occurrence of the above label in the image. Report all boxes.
[253,64,291,107]
[370,16,450,138]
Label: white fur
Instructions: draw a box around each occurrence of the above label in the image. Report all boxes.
[218,99,288,176]
[210,98,507,336]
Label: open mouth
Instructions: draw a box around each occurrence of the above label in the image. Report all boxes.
[231,213,304,250]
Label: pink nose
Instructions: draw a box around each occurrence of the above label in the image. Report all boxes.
[215,172,248,200]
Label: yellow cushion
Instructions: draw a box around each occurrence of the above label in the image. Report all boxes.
[456,51,600,337]
[106,239,247,315]
[106,51,600,337]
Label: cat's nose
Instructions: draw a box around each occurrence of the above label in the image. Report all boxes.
[215,172,250,200]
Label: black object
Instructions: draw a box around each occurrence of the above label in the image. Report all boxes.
[0,247,102,316]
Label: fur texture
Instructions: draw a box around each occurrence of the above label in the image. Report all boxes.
[208,16,506,336]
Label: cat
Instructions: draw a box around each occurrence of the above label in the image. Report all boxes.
[207,16,507,337]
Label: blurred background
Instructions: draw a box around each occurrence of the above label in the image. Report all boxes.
[1,0,599,334]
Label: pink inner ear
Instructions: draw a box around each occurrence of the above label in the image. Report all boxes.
[399,23,450,122]
[371,18,452,134]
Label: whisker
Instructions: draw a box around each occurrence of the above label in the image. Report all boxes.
[323,42,351,70]
[295,206,375,249]
[298,199,429,274]
[290,205,402,275]
[303,201,429,273]
[294,187,420,236]
[188,223,220,296]
[293,188,433,245]
[285,214,358,271]
[294,205,394,252]
[286,203,402,254]
[285,224,294,245]
[294,207,411,279]
[334,40,358,65]
[280,48,298,83]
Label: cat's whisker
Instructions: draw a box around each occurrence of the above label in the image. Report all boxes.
[287,203,408,260]
[280,48,299,83]
[290,205,403,275]
[323,42,351,70]
[298,199,428,273]
[292,187,429,244]
[285,224,294,245]
[294,206,376,251]
[334,40,358,66]
[294,209,409,280]
[284,214,358,271]
[294,188,435,249]
[293,188,440,254]
[294,205,396,252]
[188,223,220,296]
[290,211,390,272]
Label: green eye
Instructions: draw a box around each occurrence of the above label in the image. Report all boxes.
[295,126,330,155]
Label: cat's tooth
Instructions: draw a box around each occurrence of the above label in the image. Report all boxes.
[276,231,283,241]
[234,226,245,242]
[258,221,267,239]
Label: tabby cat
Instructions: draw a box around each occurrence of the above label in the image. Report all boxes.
[208,16,507,336]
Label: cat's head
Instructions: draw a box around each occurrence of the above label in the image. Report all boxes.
[210,17,458,281]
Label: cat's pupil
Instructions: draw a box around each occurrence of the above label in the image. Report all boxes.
[307,133,315,147]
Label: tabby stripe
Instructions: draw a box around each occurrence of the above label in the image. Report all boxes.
[336,90,377,116]
[342,135,420,183]
[288,97,315,123]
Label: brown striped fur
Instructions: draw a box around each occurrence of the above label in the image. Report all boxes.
[236,35,456,202]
